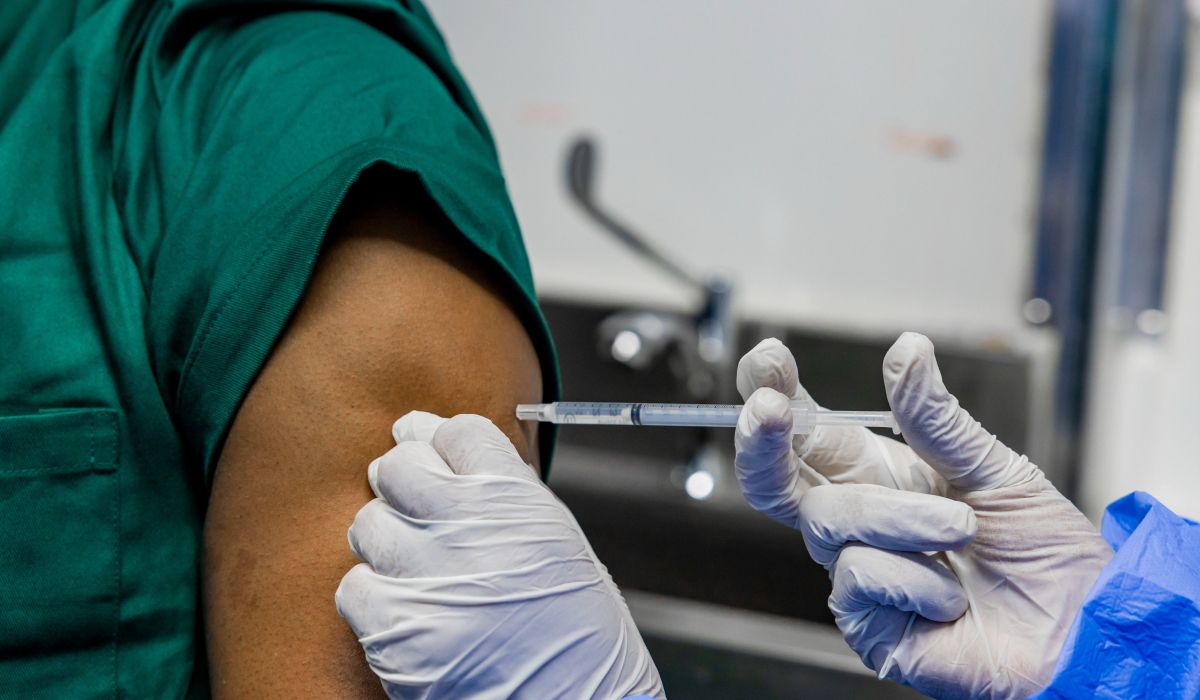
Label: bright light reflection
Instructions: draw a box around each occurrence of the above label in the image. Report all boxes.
[611,330,642,362]
[685,470,715,500]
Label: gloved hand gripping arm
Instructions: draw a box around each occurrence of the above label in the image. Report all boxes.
[336,412,665,700]
[734,334,1114,699]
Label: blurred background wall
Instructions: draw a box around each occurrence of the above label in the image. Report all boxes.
[425,0,1050,340]
[426,0,1068,483]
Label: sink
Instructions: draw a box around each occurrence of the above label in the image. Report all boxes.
[628,591,927,700]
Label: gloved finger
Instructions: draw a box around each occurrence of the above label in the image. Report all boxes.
[369,440,552,522]
[392,410,448,445]
[735,387,825,526]
[735,338,828,459]
[736,337,812,402]
[348,499,432,576]
[829,592,913,674]
[829,542,969,623]
[431,414,540,483]
[736,339,918,489]
[368,441,465,516]
[347,496,586,578]
[883,332,1034,491]
[335,562,386,640]
[798,483,976,567]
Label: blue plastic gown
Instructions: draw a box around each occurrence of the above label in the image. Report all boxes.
[1031,491,1200,699]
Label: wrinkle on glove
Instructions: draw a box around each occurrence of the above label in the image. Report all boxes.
[1032,492,1200,700]
[338,413,664,700]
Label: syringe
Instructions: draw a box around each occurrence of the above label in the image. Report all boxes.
[516,401,898,435]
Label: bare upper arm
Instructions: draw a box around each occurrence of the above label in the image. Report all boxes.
[202,168,543,698]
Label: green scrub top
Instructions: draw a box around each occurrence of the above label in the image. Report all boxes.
[0,1,558,697]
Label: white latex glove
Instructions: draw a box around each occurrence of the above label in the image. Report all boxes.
[336,411,664,700]
[734,334,1115,699]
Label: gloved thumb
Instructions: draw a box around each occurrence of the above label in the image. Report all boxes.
[736,338,814,403]
[883,332,1034,490]
[431,414,541,483]
[735,387,824,526]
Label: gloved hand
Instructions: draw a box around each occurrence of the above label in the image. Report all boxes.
[734,334,1115,699]
[336,411,664,700]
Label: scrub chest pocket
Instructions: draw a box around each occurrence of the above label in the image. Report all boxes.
[0,409,120,698]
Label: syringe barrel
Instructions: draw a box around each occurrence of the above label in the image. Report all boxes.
[636,404,741,427]
[528,402,634,425]
[514,401,898,434]
[530,402,742,426]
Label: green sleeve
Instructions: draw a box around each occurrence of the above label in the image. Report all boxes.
[118,3,558,480]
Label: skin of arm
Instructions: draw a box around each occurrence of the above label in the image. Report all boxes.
[202,167,543,698]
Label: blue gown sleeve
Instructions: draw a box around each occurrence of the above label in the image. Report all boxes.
[1030,491,1200,699]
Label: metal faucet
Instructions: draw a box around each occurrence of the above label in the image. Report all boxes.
[565,136,736,400]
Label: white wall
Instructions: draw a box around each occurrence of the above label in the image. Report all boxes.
[426,0,1053,343]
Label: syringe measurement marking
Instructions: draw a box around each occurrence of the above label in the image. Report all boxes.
[517,401,898,433]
